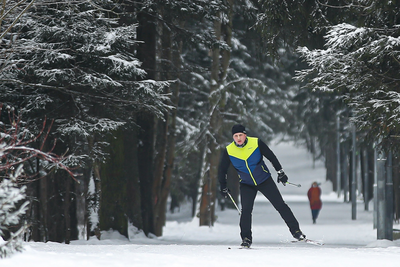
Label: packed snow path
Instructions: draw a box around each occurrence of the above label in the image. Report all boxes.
[3,140,400,266]
[163,195,389,248]
[3,197,400,267]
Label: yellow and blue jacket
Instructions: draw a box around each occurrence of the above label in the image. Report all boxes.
[218,137,282,187]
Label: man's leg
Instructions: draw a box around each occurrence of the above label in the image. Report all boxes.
[239,183,258,242]
[258,178,301,236]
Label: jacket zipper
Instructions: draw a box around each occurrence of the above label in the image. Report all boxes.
[245,160,257,186]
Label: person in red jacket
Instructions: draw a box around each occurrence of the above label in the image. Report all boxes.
[307,182,322,224]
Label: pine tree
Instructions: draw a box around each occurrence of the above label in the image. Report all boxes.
[1,0,171,241]
[0,168,29,258]
[294,1,400,207]
[0,104,74,256]
[163,0,303,220]
[295,4,400,147]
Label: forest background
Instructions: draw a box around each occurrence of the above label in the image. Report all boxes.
[1,0,400,248]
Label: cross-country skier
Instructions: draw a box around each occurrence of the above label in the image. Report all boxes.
[218,124,306,248]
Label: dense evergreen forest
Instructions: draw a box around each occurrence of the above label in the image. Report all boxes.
[1,0,400,245]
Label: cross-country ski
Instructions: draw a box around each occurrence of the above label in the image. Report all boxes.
[291,238,324,246]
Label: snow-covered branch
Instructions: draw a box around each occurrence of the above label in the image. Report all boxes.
[0,104,78,257]
[0,0,37,41]
[0,104,77,182]
[0,173,29,258]
[295,22,400,141]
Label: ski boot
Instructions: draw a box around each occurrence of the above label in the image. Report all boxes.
[240,237,252,248]
[293,230,306,241]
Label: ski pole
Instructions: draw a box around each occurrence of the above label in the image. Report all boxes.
[227,192,241,216]
[285,182,301,187]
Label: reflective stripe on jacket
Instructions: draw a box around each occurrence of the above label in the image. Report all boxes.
[226,137,271,186]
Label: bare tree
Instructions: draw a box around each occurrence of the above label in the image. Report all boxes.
[0,103,75,256]
[0,104,75,181]
[0,0,37,41]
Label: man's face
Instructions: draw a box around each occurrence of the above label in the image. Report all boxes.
[233,133,246,146]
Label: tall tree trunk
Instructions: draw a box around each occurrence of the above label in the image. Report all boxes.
[153,114,168,237]
[116,1,144,236]
[341,141,350,202]
[76,160,90,240]
[29,165,41,241]
[39,160,49,241]
[366,145,374,203]
[158,39,183,232]
[199,0,233,226]
[76,136,94,241]
[91,161,102,239]
[124,125,143,231]
[325,140,337,189]
[99,129,128,237]
[199,16,222,227]
[136,10,157,236]
[193,145,206,218]
[152,20,169,234]
[393,156,400,221]
[137,112,155,236]
[153,15,183,235]
[64,176,71,244]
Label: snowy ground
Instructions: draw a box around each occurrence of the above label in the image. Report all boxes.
[2,140,400,267]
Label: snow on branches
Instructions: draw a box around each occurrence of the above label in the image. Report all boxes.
[0,104,76,183]
[295,23,400,140]
[0,103,75,257]
[0,166,29,258]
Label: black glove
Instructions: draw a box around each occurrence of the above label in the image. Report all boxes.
[220,187,230,198]
[277,169,288,185]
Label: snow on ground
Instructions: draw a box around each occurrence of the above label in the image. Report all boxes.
[2,140,400,267]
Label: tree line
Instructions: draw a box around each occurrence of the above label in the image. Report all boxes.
[1,0,400,246]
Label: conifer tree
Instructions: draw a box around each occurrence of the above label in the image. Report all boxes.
[0,170,29,258]
[1,0,170,241]
[0,104,74,256]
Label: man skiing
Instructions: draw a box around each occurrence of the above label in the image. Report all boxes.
[218,124,305,248]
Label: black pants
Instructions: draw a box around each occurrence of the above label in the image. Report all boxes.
[239,178,300,241]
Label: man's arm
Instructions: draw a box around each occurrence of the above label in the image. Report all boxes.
[258,139,282,171]
[218,149,231,190]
